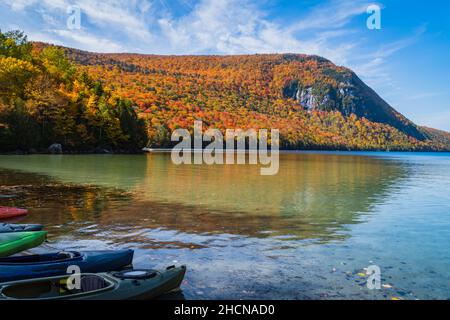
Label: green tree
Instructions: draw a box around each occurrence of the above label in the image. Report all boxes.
[0,30,32,60]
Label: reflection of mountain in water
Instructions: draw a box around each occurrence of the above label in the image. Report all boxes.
[135,153,407,241]
[0,153,407,243]
[0,155,150,190]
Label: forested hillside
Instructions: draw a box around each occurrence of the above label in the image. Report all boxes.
[2,30,450,152]
[59,44,450,151]
[0,31,146,153]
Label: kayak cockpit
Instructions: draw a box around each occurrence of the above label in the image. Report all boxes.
[1,274,115,300]
[0,251,80,265]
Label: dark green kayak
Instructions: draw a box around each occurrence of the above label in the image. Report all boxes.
[0,232,47,257]
[0,265,186,300]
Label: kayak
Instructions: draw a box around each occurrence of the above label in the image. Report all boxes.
[0,265,186,300]
[0,207,28,220]
[0,250,134,282]
[0,223,44,233]
[0,232,47,257]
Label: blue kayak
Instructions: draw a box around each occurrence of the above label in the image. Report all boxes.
[0,224,44,233]
[0,250,134,282]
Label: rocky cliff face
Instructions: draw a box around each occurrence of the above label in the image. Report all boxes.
[282,69,426,140]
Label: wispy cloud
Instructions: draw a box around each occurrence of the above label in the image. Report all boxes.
[419,110,450,129]
[3,0,37,11]
[406,92,448,101]
[52,29,123,52]
[349,26,426,90]
[155,0,363,65]
[75,0,153,40]
[1,0,153,50]
[287,0,371,32]
[0,0,426,87]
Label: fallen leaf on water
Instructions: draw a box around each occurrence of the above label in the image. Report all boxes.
[357,273,366,277]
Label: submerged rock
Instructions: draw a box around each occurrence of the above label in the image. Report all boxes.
[48,143,63,154]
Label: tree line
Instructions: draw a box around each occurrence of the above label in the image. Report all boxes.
[0,30,146,153]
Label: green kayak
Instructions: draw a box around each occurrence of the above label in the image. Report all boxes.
[0,265,186,300]
[0,232,47,257]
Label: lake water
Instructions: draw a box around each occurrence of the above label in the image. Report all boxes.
[0,152,449,300]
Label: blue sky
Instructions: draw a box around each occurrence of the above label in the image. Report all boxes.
[1,0,449,131]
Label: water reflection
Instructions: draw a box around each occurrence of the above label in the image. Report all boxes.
[0,155,149,189]
[128,153,407,242]
[2,153,449,300]
[0,153,406,243]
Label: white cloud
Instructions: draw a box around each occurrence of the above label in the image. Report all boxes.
[418,110,450,130]
[22,30,65,46]
[158,0,266,54]
[76,0,153,40]
[406,92,447,101]
[0,0,425,86]
[2,0,37,11]
[1,0,153,41]
[287,0,371,32]
[155,0,359,65]
[52,29,123,52]
[350,26,426,89]
[0,0,383,65]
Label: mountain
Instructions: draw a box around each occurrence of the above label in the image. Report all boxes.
[54,45,448,150]
[2,34,449,152]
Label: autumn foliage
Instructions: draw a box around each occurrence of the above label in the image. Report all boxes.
[57,46,448,151]
[2,31,450,152]
[0,30,146,152]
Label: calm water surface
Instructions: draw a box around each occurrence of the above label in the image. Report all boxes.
[0,152,449,300]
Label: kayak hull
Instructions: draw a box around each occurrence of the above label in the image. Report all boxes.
[0,265,186,300]
[0,224,44,233]
[0,232,47,258]
[0,250,134,283]
[0,207,28,220]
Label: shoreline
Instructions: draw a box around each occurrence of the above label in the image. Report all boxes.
[2,148,450,156]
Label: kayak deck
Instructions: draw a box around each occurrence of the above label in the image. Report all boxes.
[0,250,134,283]
[0,266,186,300]
[0,232,47,257]
[0,207,28,220]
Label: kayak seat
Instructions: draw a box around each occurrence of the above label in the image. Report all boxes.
[2,281,53,299]
[112,270,158,280]
[56,251,76,259]
[80,275,108,293]
[0,252,79,264]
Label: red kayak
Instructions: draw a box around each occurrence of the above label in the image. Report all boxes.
[0,207,28,220]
